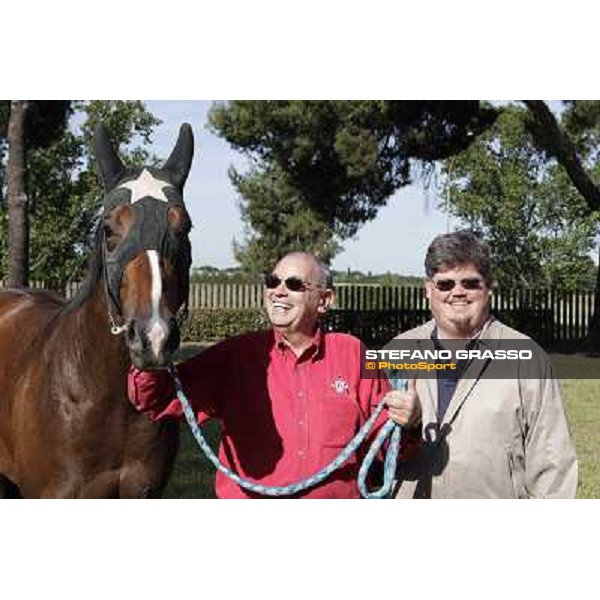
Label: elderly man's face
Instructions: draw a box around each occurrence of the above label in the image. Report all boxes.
[426,262,491,338]
[264,254,332,337]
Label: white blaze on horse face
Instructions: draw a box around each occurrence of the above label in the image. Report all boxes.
[146,250,169,359]
[118,169,172,203]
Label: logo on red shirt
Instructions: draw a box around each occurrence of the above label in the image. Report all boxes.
[331,376,349,395]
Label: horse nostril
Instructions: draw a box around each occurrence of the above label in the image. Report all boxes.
[127,321,144,348]
[166,319,180,356]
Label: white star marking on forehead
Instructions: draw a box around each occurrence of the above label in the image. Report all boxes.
[118,169,173,203]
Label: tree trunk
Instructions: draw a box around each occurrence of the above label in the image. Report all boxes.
[6,100,29,288]
[585,245,600,354]
[523,101,600,353]
[524,100,600,211]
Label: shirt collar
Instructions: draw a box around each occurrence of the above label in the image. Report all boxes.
[272,326,324,362]
[431,318,491,349]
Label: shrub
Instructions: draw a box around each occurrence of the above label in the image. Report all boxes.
[180,308,424,346]
[182,308,269,342]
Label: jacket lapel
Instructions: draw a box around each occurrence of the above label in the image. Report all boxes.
[410,331,439,427]
[417,375,439,427]
[441,319,499,427]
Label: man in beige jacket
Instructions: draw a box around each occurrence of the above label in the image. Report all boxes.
[385,231,578,498]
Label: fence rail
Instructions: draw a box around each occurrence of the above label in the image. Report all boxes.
[1,281,598,345]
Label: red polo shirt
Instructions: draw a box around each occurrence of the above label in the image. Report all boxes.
[128,329,405,498]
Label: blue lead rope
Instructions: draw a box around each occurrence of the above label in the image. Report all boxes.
[168,364,405,499]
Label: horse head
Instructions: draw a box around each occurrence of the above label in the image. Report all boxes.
[94,122,194,369]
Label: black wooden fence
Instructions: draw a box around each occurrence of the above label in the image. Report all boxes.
[330,286,597,348]
[1,281,596,348]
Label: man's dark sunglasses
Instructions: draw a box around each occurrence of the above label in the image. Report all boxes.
[433,277,484,292]
[264,273,320,292]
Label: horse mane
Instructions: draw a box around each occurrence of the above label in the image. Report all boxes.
[64,223,104,312]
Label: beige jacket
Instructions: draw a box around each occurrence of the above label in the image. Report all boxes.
[391,319,578,498]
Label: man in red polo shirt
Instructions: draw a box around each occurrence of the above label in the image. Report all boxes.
[128,252,419,498]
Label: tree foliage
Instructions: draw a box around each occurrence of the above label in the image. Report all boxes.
[0,100,70,148]
[230,165,340,274]
[441,106,598,290]
[0,101,161,286]
[209,101,497,270]
[1,101,72,286]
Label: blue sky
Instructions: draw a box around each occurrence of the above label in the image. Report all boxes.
[146,100,462,276]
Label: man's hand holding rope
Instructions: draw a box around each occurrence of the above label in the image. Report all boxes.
[384,378,422,430]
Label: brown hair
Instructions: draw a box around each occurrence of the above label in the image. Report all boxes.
[425,231,493,285]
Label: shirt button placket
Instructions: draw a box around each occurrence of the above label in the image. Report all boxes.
[296,363,309,457]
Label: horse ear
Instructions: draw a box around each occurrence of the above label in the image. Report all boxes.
[164,123,194,190]
[94,122,125,193]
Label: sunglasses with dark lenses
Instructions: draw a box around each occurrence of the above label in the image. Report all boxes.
[433,277,484,292]
[264,274,316,292]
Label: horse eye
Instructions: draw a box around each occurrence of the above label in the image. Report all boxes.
[168,206,192,236]
[180,218,192,236]
[103,223,121,252]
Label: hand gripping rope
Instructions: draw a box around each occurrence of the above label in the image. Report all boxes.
[168,364,406,499]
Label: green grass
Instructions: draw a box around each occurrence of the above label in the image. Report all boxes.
[163,421,220,499]
[556,354,600,498]
[163,351,600,499]
[163,343,218,499]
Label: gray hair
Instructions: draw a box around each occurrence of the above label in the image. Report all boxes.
[278,252,333,289]
[425,231,493,285]
[315,258,333,289]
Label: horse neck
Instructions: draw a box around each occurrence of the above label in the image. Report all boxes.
[67,278,129,377]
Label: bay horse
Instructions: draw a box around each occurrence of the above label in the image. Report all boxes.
[0,123,194,498]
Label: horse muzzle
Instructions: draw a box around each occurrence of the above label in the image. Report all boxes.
[127,316,180,369]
